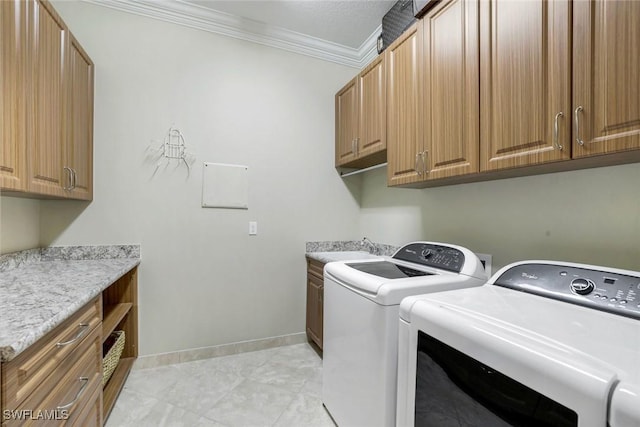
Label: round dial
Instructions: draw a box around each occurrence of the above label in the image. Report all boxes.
[421,249,433,258]
[570,278,595,295]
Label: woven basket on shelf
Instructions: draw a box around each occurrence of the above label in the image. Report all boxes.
[102,330,125,386]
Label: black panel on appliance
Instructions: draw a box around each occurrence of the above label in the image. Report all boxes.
[393,243,465,273]
[414,331,578,427]
[493,263,640,320]
[346,261,433,279]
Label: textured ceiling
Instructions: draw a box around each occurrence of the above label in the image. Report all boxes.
[85,0,397,67]
[181,0,396,48]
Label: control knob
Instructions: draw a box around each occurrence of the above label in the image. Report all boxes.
[422,249,433,259]
[570,278,595,295]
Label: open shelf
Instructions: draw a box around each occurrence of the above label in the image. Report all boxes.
[103,357,135,420]
[101,266,137,425]
[102,303,132,339]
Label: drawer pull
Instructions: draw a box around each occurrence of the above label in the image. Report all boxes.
[57,377,89,410]
[56,323,90,347]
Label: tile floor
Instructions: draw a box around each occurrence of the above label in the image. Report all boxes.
[105,343,336,427]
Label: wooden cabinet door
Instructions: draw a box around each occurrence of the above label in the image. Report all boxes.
[480,0,571,171]
[357,54,386,159]
[335,77,358,166]
[0,0,28,191]
[306,273,323,349]
[67,35,94,200]
[28,0,68,196]
[422,0,479,180]
[387,23,424,186]
[572,0,640,158]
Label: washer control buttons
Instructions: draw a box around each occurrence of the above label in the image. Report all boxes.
[570,278,595,295]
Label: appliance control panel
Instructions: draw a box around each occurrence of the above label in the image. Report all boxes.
[393,243,465,273]
[493,263,640,320]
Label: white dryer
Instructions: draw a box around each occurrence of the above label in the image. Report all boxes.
[322,241,487,427]
[396,260,640,427]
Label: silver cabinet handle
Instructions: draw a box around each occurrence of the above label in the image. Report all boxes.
[415,153,422,175]
[355,137,359,156]
[421,151,429,174]
[554,112,564,150]
[574,106,584,146]
[63,167,73,191]
[71,168,77,190]
[56,323,89,347]
[57,377,89,410]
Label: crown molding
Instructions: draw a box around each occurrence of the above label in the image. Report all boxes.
[82,0,381,69]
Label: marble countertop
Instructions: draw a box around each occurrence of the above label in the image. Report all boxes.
[305,240,398,264]
[306,251,383,264]
[0,249,140,362]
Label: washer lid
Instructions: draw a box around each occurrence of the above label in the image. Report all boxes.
[345,261,434,279]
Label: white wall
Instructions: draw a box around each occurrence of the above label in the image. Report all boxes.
[45,1,361,355]
[358,163,640,272]
[0,197,40,254]
[7,1,639,357]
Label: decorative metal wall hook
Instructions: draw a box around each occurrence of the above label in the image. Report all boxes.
[146,125,196,178]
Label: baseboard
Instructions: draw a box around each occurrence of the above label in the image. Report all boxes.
[133,332,308,370]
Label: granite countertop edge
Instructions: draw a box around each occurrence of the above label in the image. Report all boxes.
[0,246,140,362]
[305,240,399,264]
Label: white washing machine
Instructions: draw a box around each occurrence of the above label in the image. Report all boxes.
[322,241,487,427]
[397,260,640,427]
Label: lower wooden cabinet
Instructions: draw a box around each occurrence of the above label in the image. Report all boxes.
[1,297,103,426]
[0,266,138,426]
[306,257,325,351]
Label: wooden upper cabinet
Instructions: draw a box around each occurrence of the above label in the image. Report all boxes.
[28,0,68,197]
[0,1,28,191]
[67,34,94,200]
[386,23,423,186]
[357,54,386,160]
[1,0,94,199]
[335,77,358,166]
[480,0,571,172]
[422,0,479,180]
[572,0,640,158]
[335,56,387,169]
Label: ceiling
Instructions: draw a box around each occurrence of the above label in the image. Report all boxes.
[87,0,396,68]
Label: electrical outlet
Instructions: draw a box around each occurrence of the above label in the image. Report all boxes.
[249,221,258,235]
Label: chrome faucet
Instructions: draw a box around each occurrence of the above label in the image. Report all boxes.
[361,237,377,254]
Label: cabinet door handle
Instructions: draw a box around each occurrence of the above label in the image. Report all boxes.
[57,377,89,410]
[355,137,359,156]
[421,151,429,174]
[71,168,77,190]
[574,106,584,146]
[553,112,564,150]
[415,153,422,175]
[63,167,73,191]
[56,323,89,347]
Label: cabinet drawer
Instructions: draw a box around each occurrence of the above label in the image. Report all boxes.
[1,297,101,410]
[6,325,102,426]
[68,379,101,427]
[307,258,325,279]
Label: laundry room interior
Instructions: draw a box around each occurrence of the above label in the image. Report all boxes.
[1,0,638,426]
